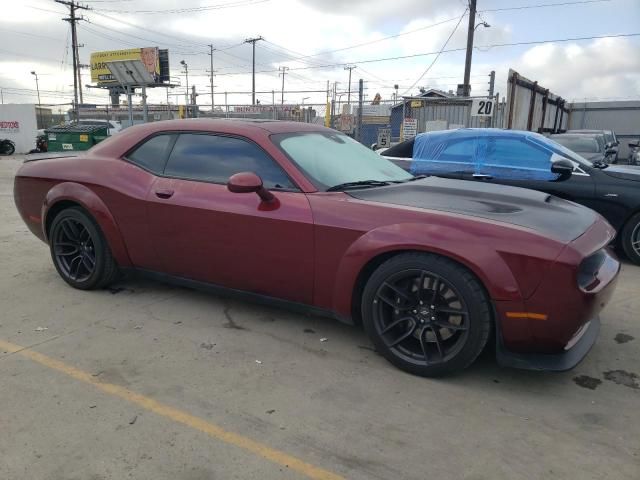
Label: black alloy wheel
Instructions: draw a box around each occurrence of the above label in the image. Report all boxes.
[373,270,469,366]
[362,253,491,376]
[621,212,640,265]
[53,217,97,282]
[49,207,119,289]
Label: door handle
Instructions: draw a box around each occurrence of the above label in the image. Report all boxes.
[155,189,174,199]
[472,174,493,180]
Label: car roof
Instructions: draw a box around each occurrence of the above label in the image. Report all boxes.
[128,118,329,135]
[89,119,333,158]
[567,129,611,133]
[415,128,543,141]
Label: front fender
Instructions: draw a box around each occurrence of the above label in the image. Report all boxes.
[43,182,132,267]
[331,222,523,318]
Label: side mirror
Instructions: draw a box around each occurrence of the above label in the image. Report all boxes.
[605,148,616,156]
[227,172,275,202]
[551,158,573,181]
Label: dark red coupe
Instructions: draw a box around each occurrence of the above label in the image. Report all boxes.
[14,119,620,376]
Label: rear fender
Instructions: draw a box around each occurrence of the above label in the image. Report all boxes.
[331,222,523,319]
[43,182,132,267]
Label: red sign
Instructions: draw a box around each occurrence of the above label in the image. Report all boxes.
[0,121,20,132]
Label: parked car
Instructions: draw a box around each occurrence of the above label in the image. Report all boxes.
[382,128,640,264]
[72,119,123,135]
[567,129,619,163]
[628,139,640,166]
[551,133,616,164]
[14,120,619,376]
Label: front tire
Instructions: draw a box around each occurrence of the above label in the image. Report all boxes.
[621,213,640,265]
[49,207,119,289]
[361,253,492,377]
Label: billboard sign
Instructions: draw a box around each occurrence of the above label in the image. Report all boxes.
[90,48,160,85]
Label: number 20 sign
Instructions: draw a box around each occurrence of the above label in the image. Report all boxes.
[470,98,494,117]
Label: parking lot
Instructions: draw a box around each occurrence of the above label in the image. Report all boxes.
[1,155,638,480]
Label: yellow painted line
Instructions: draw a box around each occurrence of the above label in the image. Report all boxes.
[505,312,548,321]
[0,338,344,480]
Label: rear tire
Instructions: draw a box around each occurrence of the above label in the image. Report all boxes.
[49,207,119,290]
[621,213,640,265]
[361,253,492,377]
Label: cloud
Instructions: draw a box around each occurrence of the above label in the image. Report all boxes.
[513,37,640,100]
[1,0,638,107]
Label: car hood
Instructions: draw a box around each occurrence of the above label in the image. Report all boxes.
[576,152,604,162]
[601,164,640,182]
[348,177,597,243]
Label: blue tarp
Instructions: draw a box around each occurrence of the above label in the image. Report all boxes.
[410,129,558,181]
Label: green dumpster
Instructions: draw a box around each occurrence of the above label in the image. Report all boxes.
[46,124,109,152]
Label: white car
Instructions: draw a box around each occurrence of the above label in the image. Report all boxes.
[73,119,123,135]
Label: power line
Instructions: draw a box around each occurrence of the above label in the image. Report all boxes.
[480,0,610,12]
[90,0,271,14]
[209,32,640,76]
[401,8,468,96]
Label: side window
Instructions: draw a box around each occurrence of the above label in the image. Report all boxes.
[127,134,174,174]
[479,137,554,180]
[164,133,296,190]
[411,136,477,175]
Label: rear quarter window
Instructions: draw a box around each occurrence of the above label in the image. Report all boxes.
[126,134,175,174]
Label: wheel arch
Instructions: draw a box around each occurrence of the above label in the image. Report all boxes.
[348,248,498,327]
[330,223,524,323]
[43,182,132,267]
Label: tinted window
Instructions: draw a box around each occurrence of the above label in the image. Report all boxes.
[127,134,174,173]
[164,134,296,189]
[552,136,600,153]
[479,137,554,180]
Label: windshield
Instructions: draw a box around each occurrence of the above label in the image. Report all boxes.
[272,131,413,190]
[528,133,593,167]
[551,136,600,153]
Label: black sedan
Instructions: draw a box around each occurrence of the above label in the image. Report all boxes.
[382,128,640,264]
[550,133,616,164]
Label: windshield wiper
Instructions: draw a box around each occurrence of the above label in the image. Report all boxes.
[390,175,428,183]
[326,179,392,192]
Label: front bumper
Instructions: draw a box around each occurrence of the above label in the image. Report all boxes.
[496,316,600,371]
[493,217,620,371]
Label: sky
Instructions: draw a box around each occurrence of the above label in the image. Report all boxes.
[0,0,639,110]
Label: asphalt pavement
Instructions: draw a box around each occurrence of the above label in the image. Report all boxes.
[1,155,638,480]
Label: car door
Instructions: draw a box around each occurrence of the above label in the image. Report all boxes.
[411,134,478,179]
[470,135,599,212]
[146,132,314,305]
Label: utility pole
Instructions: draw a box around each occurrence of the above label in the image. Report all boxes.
[344,65,357,107]
[488,70,495,97]
[462,0,477,97]
[180,60,189,117]
[56,1,88,121]
[244,36,263,105]
[279,66,289,105]
[208,44,216,111]
[31,71,42,128]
